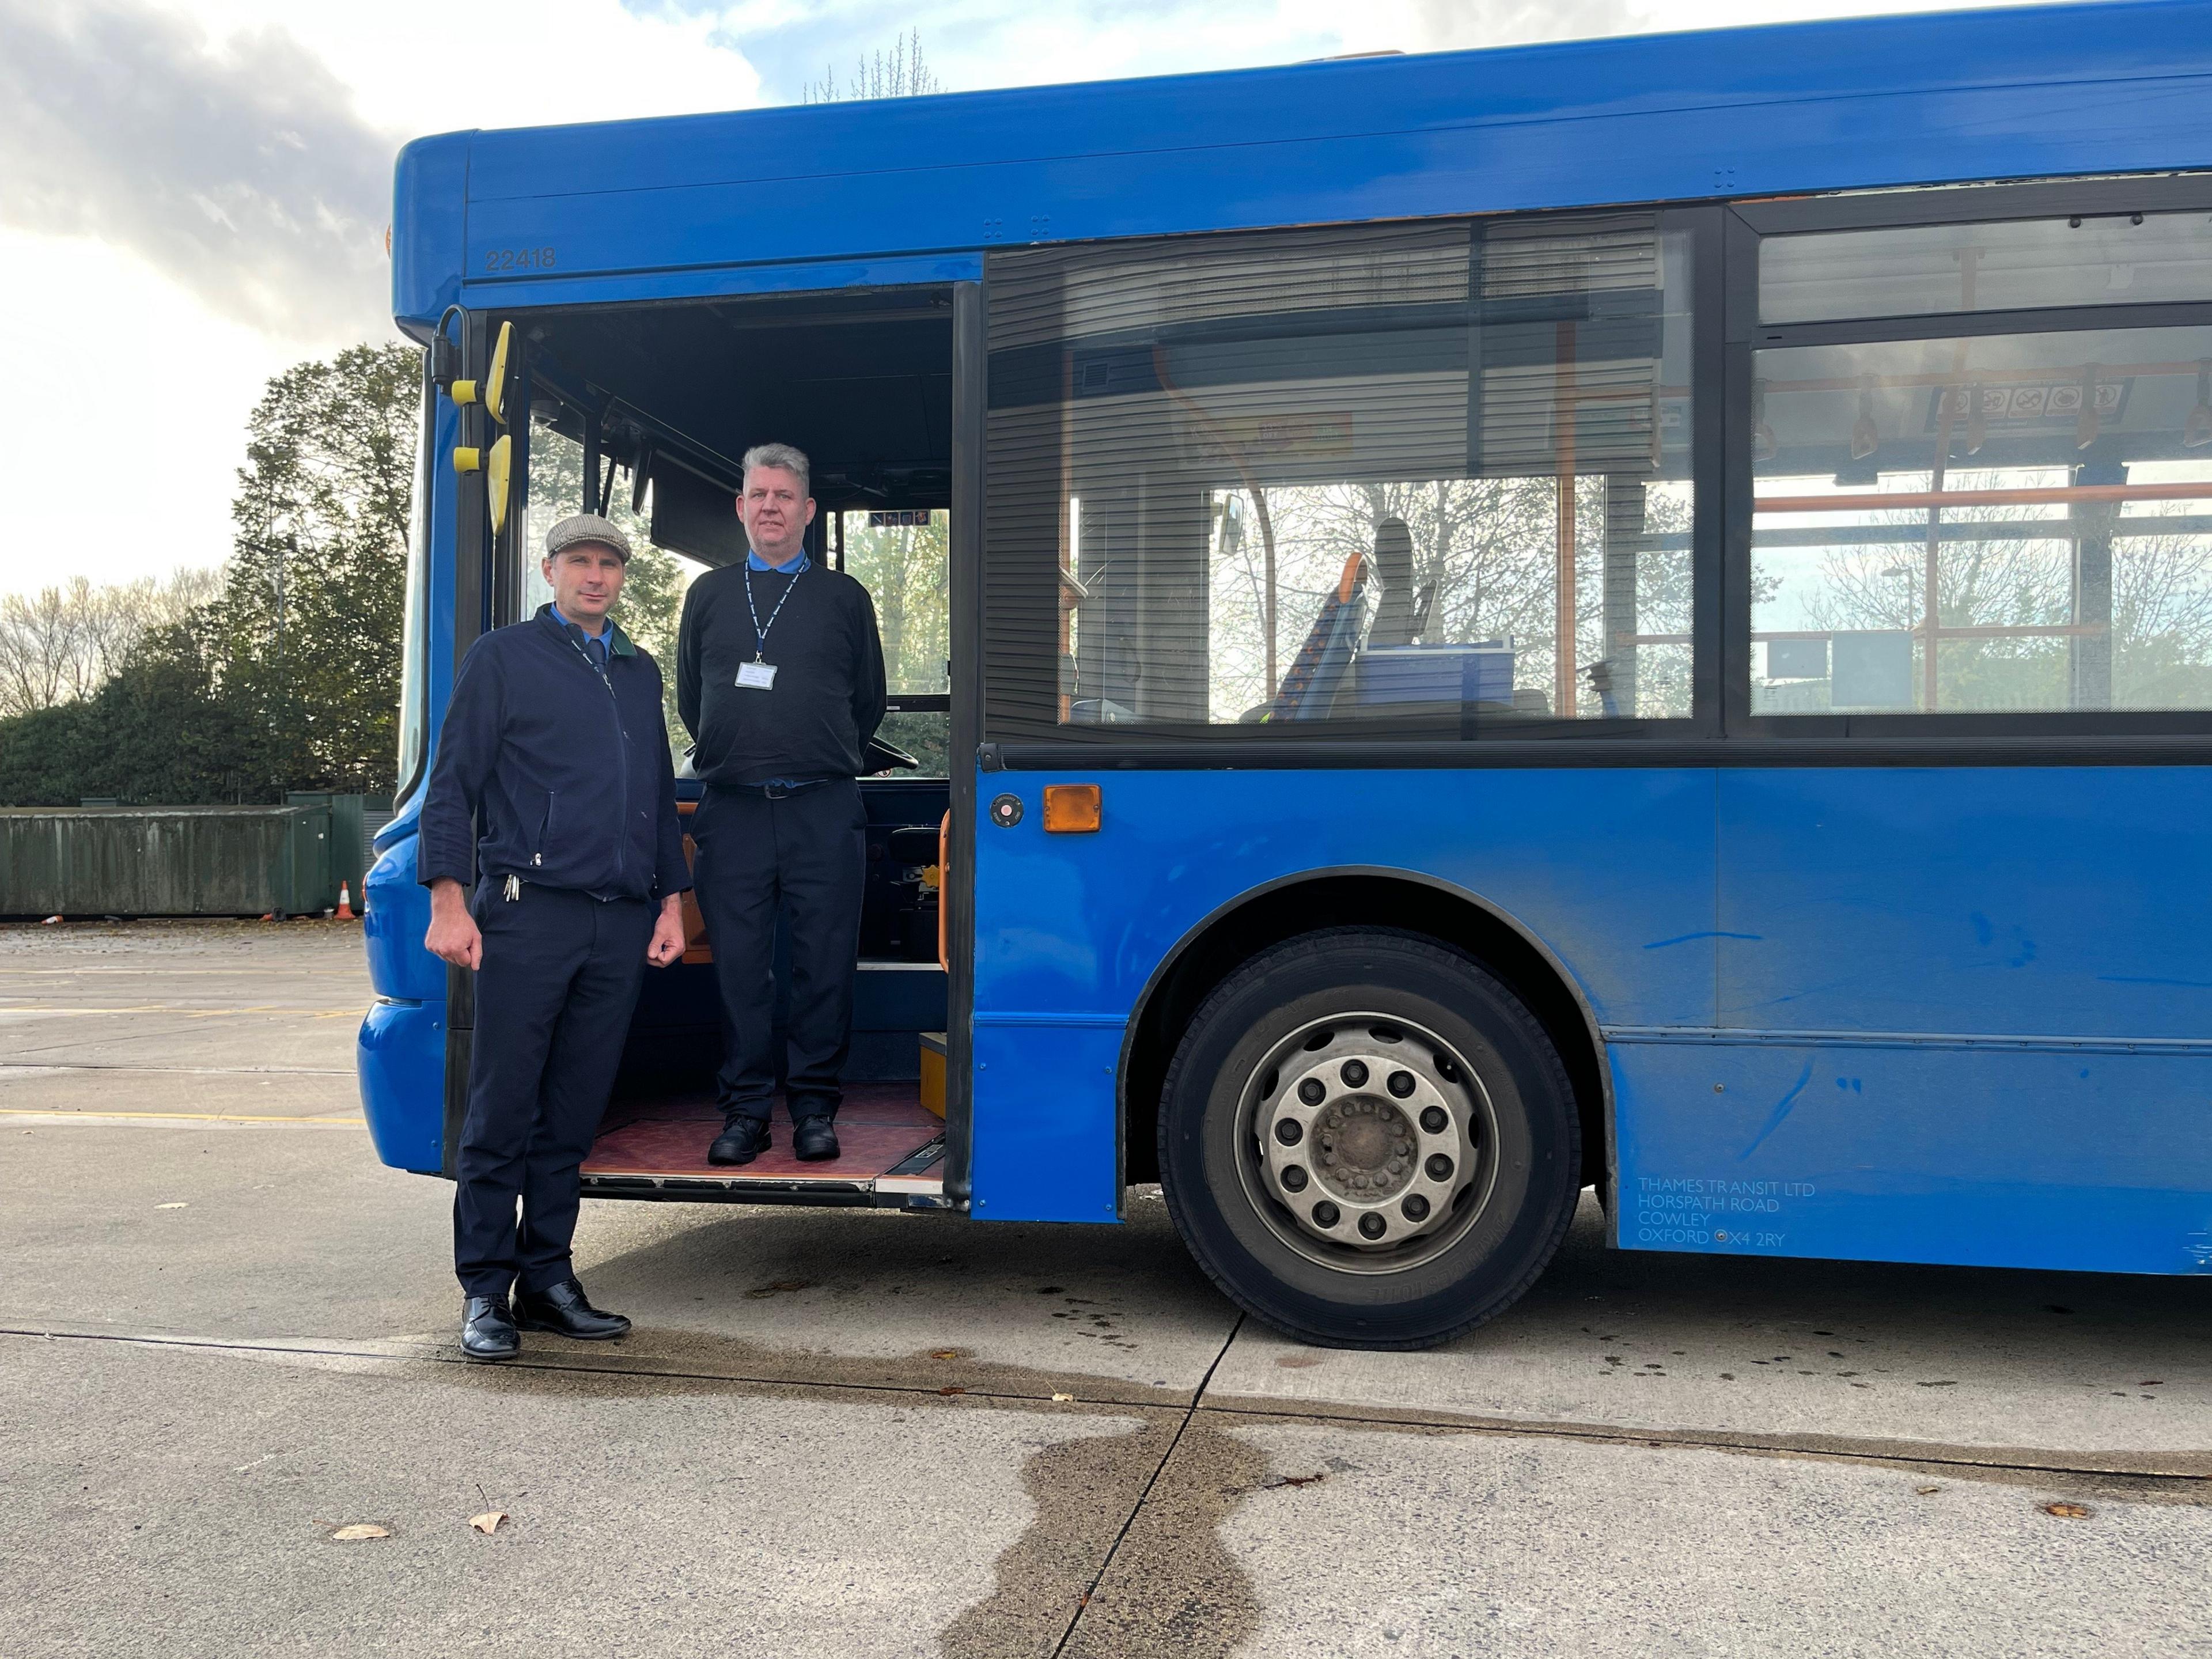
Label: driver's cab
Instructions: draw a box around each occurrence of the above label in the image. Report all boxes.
[464,283,960,1205]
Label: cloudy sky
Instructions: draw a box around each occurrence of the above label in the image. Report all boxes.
[0,0,2032,596]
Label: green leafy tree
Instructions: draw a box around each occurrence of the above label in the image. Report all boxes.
[211,343,418,794]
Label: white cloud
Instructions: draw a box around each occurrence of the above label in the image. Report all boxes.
[161,0,766,135]
[0,229,276,594]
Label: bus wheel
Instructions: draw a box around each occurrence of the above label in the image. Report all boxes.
[1157,928,1580,1350]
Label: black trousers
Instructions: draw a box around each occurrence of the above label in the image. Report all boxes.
[691,779,866,1124]
[453,881,653,1300]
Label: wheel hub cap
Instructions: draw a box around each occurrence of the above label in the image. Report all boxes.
[1314,1098,1415,1202]
[1251,1021,1483,1256]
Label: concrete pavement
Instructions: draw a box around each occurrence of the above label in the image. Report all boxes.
[2,920,2206,1656]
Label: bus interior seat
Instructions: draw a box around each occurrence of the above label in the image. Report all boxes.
[1269,550,1369,721]
[1366,517,1421,648]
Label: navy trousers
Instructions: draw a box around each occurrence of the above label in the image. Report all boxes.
[690,779,866,1125]
[453,881,653,1299]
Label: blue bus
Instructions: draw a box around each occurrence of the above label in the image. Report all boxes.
[361,0,2212,1348]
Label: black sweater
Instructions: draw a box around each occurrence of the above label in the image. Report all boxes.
[676,562,888,785]
[418,607,690,903]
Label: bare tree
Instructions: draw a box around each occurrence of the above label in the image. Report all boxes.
[0,567,219,718]
[804,29,944,104]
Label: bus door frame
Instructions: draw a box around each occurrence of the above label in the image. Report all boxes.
[944,279,985,1209]
[435,283,987,1205]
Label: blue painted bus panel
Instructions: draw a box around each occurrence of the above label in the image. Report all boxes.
[362,829,440,1005]
[465,253,983,317]
[1611,1037,2212,1274]
[971,1020,1124,1224]
[459,71,2212,299]
[1718,768,2212,1039]
[969,768,1717,1222]
[359,998,445,1175]
[390,132,471,336]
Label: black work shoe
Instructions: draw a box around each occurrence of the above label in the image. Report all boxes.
[514,1277,631,1341]
[461,1294,520,1362]
[709,1117,771,1165]
[792,1115,841,1162]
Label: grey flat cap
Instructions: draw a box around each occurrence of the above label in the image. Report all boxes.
[545,513,632,562]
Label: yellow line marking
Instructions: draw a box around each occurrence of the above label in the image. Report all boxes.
[0,1107,363,1124]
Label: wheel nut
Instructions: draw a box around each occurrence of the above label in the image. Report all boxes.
[1274,1118,1302,1146]
[1341,1059,1368,1088]
[1358,1212,1387,1240]
[1298,1078,1325,1105]
[1387,1070,1415,1098]
[1403,1194,1430,1222]
[1282,1165,1308,1192]
[1419,1106,1448,1134]
[1425,1153,1454,1181]
[1312,1201,1340,1228]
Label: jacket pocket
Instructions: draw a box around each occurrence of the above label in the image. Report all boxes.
[531,790,556,868]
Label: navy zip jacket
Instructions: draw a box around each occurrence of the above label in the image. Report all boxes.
[418,605,690,904]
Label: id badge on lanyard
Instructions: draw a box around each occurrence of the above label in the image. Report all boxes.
[740,565,798,692]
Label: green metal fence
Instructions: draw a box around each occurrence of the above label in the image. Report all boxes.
[0,804,349,918]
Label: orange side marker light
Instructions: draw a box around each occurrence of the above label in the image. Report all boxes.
[1041,784,1101,834]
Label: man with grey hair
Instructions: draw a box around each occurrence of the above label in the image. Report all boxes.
[676,443,887,1166]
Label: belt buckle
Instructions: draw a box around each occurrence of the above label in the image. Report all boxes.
[763,781,791,800]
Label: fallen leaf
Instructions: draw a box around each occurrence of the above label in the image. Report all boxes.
[154,1202,188,1210]
[1051,1393,1075,1403]
[931,1349,960,1360]
[938,1386,966,1396]
[469,1511,507,1535]
[1915,1486,1941,1495]
[2043,1502,2092,1520]
[329,1524,390,1541]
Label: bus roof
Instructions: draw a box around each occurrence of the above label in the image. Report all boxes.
[392,0,2212,333]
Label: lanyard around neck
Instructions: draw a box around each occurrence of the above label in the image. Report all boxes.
[744,565,801,663]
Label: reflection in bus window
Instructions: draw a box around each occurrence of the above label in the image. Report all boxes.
[1760,211,2212,325]
[1749,325,2212,714]
[838,510,950,776]
[984,215,1697,738]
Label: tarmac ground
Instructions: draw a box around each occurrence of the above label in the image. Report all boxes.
[2,919,2206,1657]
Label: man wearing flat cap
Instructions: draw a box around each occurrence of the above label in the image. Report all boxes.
[418,513,691,1362]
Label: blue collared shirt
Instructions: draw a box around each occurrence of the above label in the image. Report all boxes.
[746,548,812,574]
[552,603,612,671]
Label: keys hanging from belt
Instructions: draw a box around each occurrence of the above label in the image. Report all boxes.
[504,874,522,902]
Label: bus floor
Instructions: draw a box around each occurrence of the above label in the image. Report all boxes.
[583,1081,945,1188]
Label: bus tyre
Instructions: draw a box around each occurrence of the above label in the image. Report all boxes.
[1157,928,1580,1350]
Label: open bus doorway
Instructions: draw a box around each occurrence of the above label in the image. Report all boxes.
[458,283,962,1209]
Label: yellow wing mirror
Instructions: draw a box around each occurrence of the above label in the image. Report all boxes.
[447,321,514,421]
[482,322,514,425]
[486,434,513,533]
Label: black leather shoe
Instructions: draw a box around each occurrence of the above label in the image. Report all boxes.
[461,1295,519,1362]
[514,1277,631,1341]
[709,1117,771,1165]
[792,1115,841,1162]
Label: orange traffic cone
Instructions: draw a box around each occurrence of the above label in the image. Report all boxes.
[335,882,355,921]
